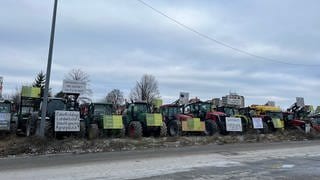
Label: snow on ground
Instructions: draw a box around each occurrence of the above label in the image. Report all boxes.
[1,144,320,180]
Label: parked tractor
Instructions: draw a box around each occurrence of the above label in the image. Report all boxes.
[216,106,251,132]
[250,105,284,132]
[16,86,41,136]
[239,107,269,133]
[0,100,16,134]
[160,104,206,136]
[183,101,226,135]
[42,95,86,139]
[284,100,312,132]
[80,102,125,139]
[122,102,167,138]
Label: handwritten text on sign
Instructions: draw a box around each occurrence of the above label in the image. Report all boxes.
[62,80,86,94]
[252,117,264,129]
[226,117,242,132]
[55,111,80,132]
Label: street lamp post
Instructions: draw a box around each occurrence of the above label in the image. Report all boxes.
[39,0,58,137]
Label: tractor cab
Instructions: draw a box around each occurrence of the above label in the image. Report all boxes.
[250,105,284,131]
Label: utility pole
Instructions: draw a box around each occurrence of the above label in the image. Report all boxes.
[39,0,58,137]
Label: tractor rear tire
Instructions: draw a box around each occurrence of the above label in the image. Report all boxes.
[88,124,99,140]
[168,120,181,137]
[45,120,53,138]
[78,121,86,138]
[128,121,143,138]
[10,122,17,134]
[261,121,269,134]
[119,125,126,138]
[204,120,218,136]
[156,122,167,137]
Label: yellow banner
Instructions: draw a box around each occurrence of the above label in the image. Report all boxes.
[103,115,123,129]
[21,86,41,98]
[152,99,163,109]
[146,113,163,126]
[182,118,205,132]
[272,118,284,129]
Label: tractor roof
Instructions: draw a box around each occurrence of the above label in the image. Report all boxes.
[251,105,281,112]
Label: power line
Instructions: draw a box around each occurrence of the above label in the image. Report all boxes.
[136,0,320,67]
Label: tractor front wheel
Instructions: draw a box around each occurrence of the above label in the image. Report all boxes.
[168,120,181,137]
[156,122,167,137]
[88,124,99,139]
[261,121,269,134]
[128,121,143,138]
[204,120,218,136]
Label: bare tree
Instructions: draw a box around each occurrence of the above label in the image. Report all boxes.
[106,89,124,106]
[66,68,90,82]
[130,74,160,104]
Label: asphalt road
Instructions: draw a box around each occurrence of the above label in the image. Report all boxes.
[1,140,320,179]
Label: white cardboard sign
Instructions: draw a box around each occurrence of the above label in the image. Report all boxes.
[54,111,80,132]
[227,98,241,106]
[0,113,10,130]
[252,117,264,129]
[62,80,86,94]
[226,117,242,132]
[179,92,189,105]
[305,123,311,134]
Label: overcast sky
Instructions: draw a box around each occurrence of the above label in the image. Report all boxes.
[1,0,320,108]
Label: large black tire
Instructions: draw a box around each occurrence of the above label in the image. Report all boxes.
[88,123,99,140]
[204,120,218,136]
[261,121,269,134]
[168,120,181,137]
[119,124,126,138]
[10,122,17,134]
[128,121,143,138]
[155,122,167,137]
[78,121,86,138]
[45,120,54,138]
[241,117,248,133]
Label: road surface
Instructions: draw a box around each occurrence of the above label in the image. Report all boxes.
[1,140,320,179]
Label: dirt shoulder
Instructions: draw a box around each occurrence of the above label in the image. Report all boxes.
[0,129,318,158]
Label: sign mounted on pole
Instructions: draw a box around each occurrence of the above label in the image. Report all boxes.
[252,117,263,129]
[62,80,86,94]
[179,92,189,105]
[226,117,242,132]
[296,97,305,107]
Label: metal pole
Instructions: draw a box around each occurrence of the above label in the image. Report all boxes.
[39,0,58,137]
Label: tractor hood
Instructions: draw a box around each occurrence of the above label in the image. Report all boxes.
[208,111,226,116]
[176,114,192,121]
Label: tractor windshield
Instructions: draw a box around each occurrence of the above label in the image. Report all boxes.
[223,107,238,116]
[134,104,149,113]
[200,103,211,112]
[94,104,112,115]
[47,99,66,116]
[168,106,181,116]
[267,112,283,119]
[0,103,10,113]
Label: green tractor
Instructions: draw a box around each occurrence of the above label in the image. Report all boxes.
[41,96,86,139]
[122,102,167,138]
[80,102,125,139]
[16,86,41,136]
[0,100,16,134]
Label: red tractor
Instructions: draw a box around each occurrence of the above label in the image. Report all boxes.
[183,101,227,135]
[160,104,206,136]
